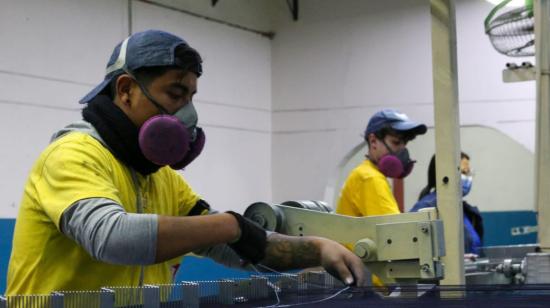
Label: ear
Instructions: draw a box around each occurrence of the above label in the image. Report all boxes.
[115,74,135,107]
[367,133,378,149]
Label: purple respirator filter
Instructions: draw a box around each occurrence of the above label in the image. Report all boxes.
[377,155,404,178]
[377,155,415,179]
[138,115,190,166]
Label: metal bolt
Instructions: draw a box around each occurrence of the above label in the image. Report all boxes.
[353,239,376,261]
[421,264,430,273]
[252,215,265,228]
[421,226,429,234]
[355,245,368,259]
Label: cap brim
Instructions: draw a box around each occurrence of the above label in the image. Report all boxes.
[391,121,428,136]
[79,78,112,104]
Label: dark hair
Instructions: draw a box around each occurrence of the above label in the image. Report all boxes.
[418,152,470,200]
[108,44,202,98]
[366,125,418,147]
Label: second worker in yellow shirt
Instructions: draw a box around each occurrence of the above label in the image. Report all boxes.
[336,109,427,285]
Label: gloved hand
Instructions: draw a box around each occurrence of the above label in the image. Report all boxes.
[226,211,267,264]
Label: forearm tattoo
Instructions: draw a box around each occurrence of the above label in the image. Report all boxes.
[260,234,321,270]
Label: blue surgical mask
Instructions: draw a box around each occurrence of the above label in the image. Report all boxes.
[461,174,473,197]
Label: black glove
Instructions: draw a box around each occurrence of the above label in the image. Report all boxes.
[226,211,267,264]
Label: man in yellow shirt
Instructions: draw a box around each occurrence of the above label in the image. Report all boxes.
[336,109,426,285]
[7,30,366,295]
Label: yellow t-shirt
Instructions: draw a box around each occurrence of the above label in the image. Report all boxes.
[336,159,400,286]
[336,160,400,217]
[7,132,200,295]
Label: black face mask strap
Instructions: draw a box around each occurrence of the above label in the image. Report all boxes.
[380,136,412,166]
[124,69,171,115]
[380,138,396,155]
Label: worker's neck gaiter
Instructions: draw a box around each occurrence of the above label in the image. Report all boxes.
[82,95,161,175]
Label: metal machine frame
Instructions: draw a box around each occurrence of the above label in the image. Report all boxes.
[245,203,445,285]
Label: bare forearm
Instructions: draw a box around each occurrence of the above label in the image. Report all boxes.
[260,233,322,271]
[155,213,240,262]
[261,233,366,286]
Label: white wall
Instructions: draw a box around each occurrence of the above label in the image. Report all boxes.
[0,0,273,217]
[143,0,274,33]
[270,0,536,207]
[0,0,128,218]
[405,126,535,212]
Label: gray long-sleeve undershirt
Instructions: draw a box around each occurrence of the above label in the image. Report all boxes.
[61,198,158,265]
[61,198,247,267]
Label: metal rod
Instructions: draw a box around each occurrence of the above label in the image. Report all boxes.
[292,0,299,21]
[128,0,133,36]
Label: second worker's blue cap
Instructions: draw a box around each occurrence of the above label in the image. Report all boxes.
[365,109,427,137]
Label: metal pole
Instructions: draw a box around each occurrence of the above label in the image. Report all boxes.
[143,285,160,308]
[100,288,115,308]
[534,0,550,250]
[430,0,465,285]
[128,0,133,36]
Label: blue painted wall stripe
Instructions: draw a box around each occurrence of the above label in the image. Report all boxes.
[481,211,538,246]
[0,219,15,295]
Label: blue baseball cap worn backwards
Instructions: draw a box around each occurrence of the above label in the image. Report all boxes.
[80,29,202,104]
[365,109,427,137]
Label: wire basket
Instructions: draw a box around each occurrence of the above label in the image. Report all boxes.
[485,0,534,57]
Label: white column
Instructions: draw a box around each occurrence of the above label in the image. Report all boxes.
[535,0,550,250]
[430,0,465,285]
